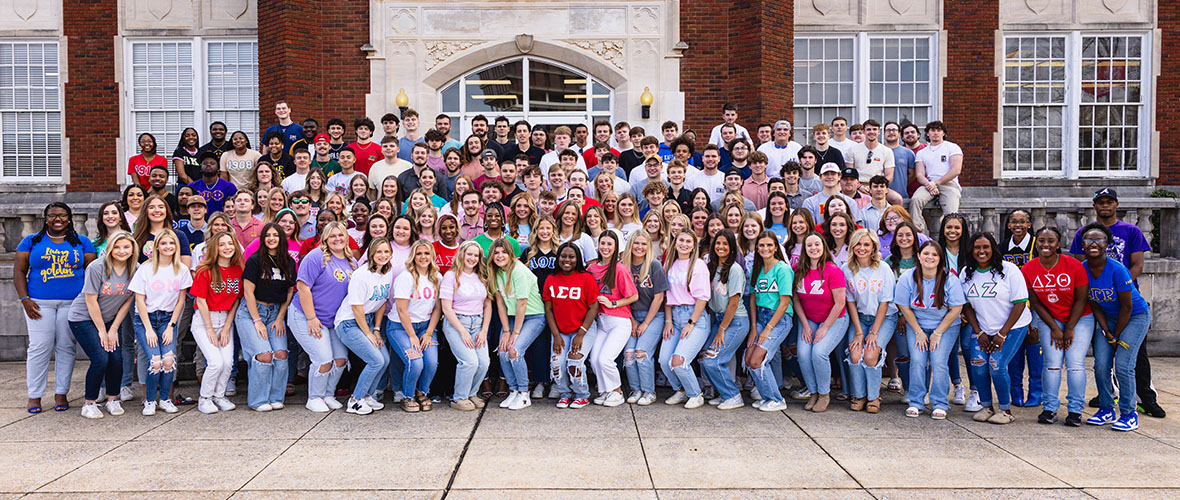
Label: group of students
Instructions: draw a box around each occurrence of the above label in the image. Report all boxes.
[14,108,1162,432]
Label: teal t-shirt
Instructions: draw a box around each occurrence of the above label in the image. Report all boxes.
[474,233,522,259]
[751,260,794,312]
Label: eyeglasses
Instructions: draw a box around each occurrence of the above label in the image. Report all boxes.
[46,213,69,220]
[1082,238,1107,246]
[884,215,902,222]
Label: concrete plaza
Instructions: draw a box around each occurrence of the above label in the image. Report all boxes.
[1,359,1179,499]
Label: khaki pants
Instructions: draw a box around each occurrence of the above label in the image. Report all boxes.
[909,179,961,233]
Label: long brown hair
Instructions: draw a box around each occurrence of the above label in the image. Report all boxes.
[132,194,176,252]
[912,240,949,309]
[793,233,833,292]
[196,231,244,290]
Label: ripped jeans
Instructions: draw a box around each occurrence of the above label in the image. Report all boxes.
[234,302,289,409]
[659,305,711,398]
[132,310,176,402]
[624,310,664,394]
[846,312,898,402]
[499,314,547,393]
[966,324,1029,411]
[748,307,792,403]
[1092,308,1151,416]
[552,327,599,399]
[287,304,347,400]
[1035,314,1094,414]
[700,313,750,401]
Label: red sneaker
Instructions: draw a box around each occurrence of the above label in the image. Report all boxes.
[569,398,590,409]
[556,397,572,408]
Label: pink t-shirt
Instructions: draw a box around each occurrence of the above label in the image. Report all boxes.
[439,270,487,316]
[665,258,711,306]
[796,262,847,321]
[587,262,637,319]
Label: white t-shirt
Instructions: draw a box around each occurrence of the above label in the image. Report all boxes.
[845,143,895,183]
[756,141,802,177]
[128,262,193,313]
[842,263,897,317]
[368,158,412,191]
[959,260,1032,335]
[325,171,359,197]
[539,150,587,179]
[915,141,963,182]
[709,123,750,147]
[334,267,393,326]
[281,171,309,194]
[390,271,439,324]
[829,138,854,156]
[686,169,727,203]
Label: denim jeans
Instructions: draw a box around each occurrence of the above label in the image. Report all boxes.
[797,315,851,395]
[119,314,141,388]
[287,304,347,399]
[443,313,490,401]
[336,314,391,401]
[846,312,898,401]
[233,302,289,409]
[1093,308,1151,415]
[958,322,977,391]
[25,298,76,398]
[659,305,711,398]
[748,307,792,403]
[499,314,547,392]
[387,319,439,397]
[1035,314,1095,414]
[624,310,664,394]
[1008,342,1043,406]
[589,314,633,394]
[700,313,750,400]
[905,321,960,411]
[552,327,598,399]
[132,310,177,402]
[966,324,1029,410]
[69,319,124,401]
[893,322,911,392]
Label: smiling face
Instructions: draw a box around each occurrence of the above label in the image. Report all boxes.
[852,234,875,261]
[263,226,282,252]
[918,245,941,270]
[102,205,123,229]
[713,233,731,260]
[630,233,649,259]
[789,214,808,235]
[1007,211,1031,240]
[414,244,433,269]
[895,226,915,249]
[110,238,134,263]
[829,217,848,240]
[462,244,482,269]
[674,233,695,257]
[1036,230,1059,258]
[371,241,392,267]
[216,234,235,259]
[392,218,413,245]
[742,218,761,240]
[485,207,504,231]
[972,237,992,266]
[157,235,177,257]
[367,217,388,240]
[804,234,825,260]
[326,226,348,253]
[492,245,511,267]
[276,214,296,237]
[439,217,458,244]
[942,218,962,243]
[597,234,616,261]
[145,198,167,224]
[757,235,778,259]
[1083,229,1108,259]
[126,187,146,210]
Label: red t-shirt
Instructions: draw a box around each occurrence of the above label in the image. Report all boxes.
[1021,256,1091,322]
[542,271,599,334]
[433,240,459,276]
[191,265,243,311]
[587,262,637,319]
[298,235,360,259]
[583,147,620,168]
[128,154,167,188]
[796,262,847,320]
[348,141,383,176]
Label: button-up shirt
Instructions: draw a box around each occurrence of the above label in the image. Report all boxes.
[232,216,265,247]
[742,176,770,210]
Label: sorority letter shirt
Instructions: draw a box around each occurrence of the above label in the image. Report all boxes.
[334,266,393,326]
[1021,256,1090,323]
[67,259,133,323]
[960,261,1032,334]
[795,262,847,321]
[190,265,243,312]
[391,271,440,324]
[542,271,600,334]
[128,262,193,313]
[587,262,638,319]
[752,260,794,312]
[894,268,966,331]
[294,249,355,328]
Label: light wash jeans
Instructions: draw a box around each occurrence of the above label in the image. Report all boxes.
[287,304,347,400]
[1092,308,1151,415]
[659,305,711,398]
[336,314,391,401]
[132,310,177,402]
[553,327,598,399]
[797,315,851,395]
[387,319,439,397]
[589,313,633,394]
[233,302,289,409]
[905,321,960,411]
[966,324,1029,411]
[700,312,750,401]
[443,313,490,401]
[846,312,898,402]
[624,310,664,394]
[25,298,76,399]
[499,314,547,393]
[1035,314,1095,414]
[749,307,792,403]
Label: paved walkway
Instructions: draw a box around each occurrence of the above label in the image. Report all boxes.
[1,359,1179,499]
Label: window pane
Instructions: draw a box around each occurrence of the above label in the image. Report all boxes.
[206,41,258,155]
[0,41,62,179]
[868,35,934,130]
[464,59,523,113]
[793,36,856,142]
[1000,36,1067,175]
[1079,35,1142,175]
[440,83,459,113]
[528,60,586,112]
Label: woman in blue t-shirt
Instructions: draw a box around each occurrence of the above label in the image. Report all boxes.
[1079,222,1152,432]
[15,202,97,413]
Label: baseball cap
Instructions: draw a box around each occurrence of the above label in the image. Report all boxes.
[187,195,208,207]
[774,120,792,130]
[645,155,661,164]
[1093,188,1118,202]
[480,149,498,160]
[313,133,330,144]
[819,163,841,175]
[841,167,859,179]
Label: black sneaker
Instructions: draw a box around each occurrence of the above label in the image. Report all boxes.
[1064,412,1083,427]
[1037,410,1058,424]
[1138,401,1167,418]
[1089,395,1117,408]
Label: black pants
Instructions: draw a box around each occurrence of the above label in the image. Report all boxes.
[1136,340,1157,405]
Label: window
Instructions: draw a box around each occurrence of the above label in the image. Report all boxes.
[0,41,63,181]
[124,38,258,184]
[439,57,612,139]
[1001,32,1150,178]
[793,33,938,143]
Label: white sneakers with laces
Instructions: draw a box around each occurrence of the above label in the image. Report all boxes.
[346,397,373,415]
[964,390,983,412]
[158,399,178,414]
[212,397,236,411]
[665,390,688,405]
[322,396,343,410]
[602,391,625,407]
[119,386,134,402]
[509,393,532,410]
[636,392,657,406]
[142,400,158,416]
[363,396,385,411]
[305,398,330,413]
[105,400,125,416]
[500,391,520,408]
[952,384,967,405]
[197,398,218,414]
[81,402,103,419]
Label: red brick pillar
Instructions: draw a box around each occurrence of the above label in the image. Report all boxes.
[1158,3,1180,184]
[943,0,999,187]
[679,0,729,132]
[63,0,119,193]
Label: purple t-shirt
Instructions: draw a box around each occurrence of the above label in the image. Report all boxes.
[1069,220,1150,270]
[294,248,356,328]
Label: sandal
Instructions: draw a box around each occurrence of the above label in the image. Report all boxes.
[866,398,881,414]
[53,395,69,412]
[887,378,903,391]
[479,380,493,400]
[849,397,866,412]
[286,383,296,396]
[932,408,947,420]
[417,394,433,412]
[835,393,850,402]
[401,398,420,413]
[495,378,509,399]
[905,406,921,418]
[27,398,42,414]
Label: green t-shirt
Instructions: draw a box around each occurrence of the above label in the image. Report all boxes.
[497,263,545,316]
[312,158,341,178]
[751,260,794,312]
[474,233,522,259]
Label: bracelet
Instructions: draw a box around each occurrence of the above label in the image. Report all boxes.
[578,325,588,333]
[19,296,29,301]
[688,319,696,325]
[253,318,262,323]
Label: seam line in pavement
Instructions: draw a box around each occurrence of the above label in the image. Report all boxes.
[780,408,878,500]
[440,404,486,499]
[629,403,660,498]
[229,409,332,498]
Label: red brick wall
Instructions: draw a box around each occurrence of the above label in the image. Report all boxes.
[1159,2,1179,184]
[63,0,119,192]
[257,0,369,143]
[943,0,999,186]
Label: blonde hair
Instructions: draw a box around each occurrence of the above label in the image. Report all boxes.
[846,228,882,275]
[506,192,537,239]
[450,240,488,294]
[196,230,244,290]
[623,229,655,286]
[669,229,701,290]
[148,228,183,274]
[365,237,393,274]
[405,239,441,296]
[487,238,520,298]
[614,193,641,227]
[663,214,691,265]
[318,221,357,270]
[262,187,288,224]
[525,215,557,262]
[324,192,347,216]
[102,230,139,278]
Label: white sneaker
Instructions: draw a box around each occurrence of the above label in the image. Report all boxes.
[157,399,178,414]
[760,399,787,411]
[509,393,533,410]
[363,396,385,411]
[392,391,406,403]
[372,390,384,402]
[104,400,124,416]
[197,397,218,414]
[212,397,236,411]
[593,392,608,405]
[718,395,745,410]
[142,400,158,416]
[81,402,103,419]
[531,384,546,399]
[637,392,657,406]
[322,396,343,410]
[626,390,643,404]
[500,391,519,408]
[346,397,373,415]
[790,387,811,400]
[224,378,236,396]
[750,386,762,401]
[305,398,330,413]
[665,390,688,405]
[253,403,273,412]
[270,402,284,410]
[964,390,983,412]
[602,391,625,407]
[684,395,705,409]
[952,384,967,405]
[752,399,764,409]
[547,384,561,399]
[708,397,724,406]
[119,386,134,402]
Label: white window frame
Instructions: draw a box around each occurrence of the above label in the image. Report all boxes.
[793,32,941,142]
[1000,31,1152,179]
[0,39,66,183]
[121,36,258,185]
